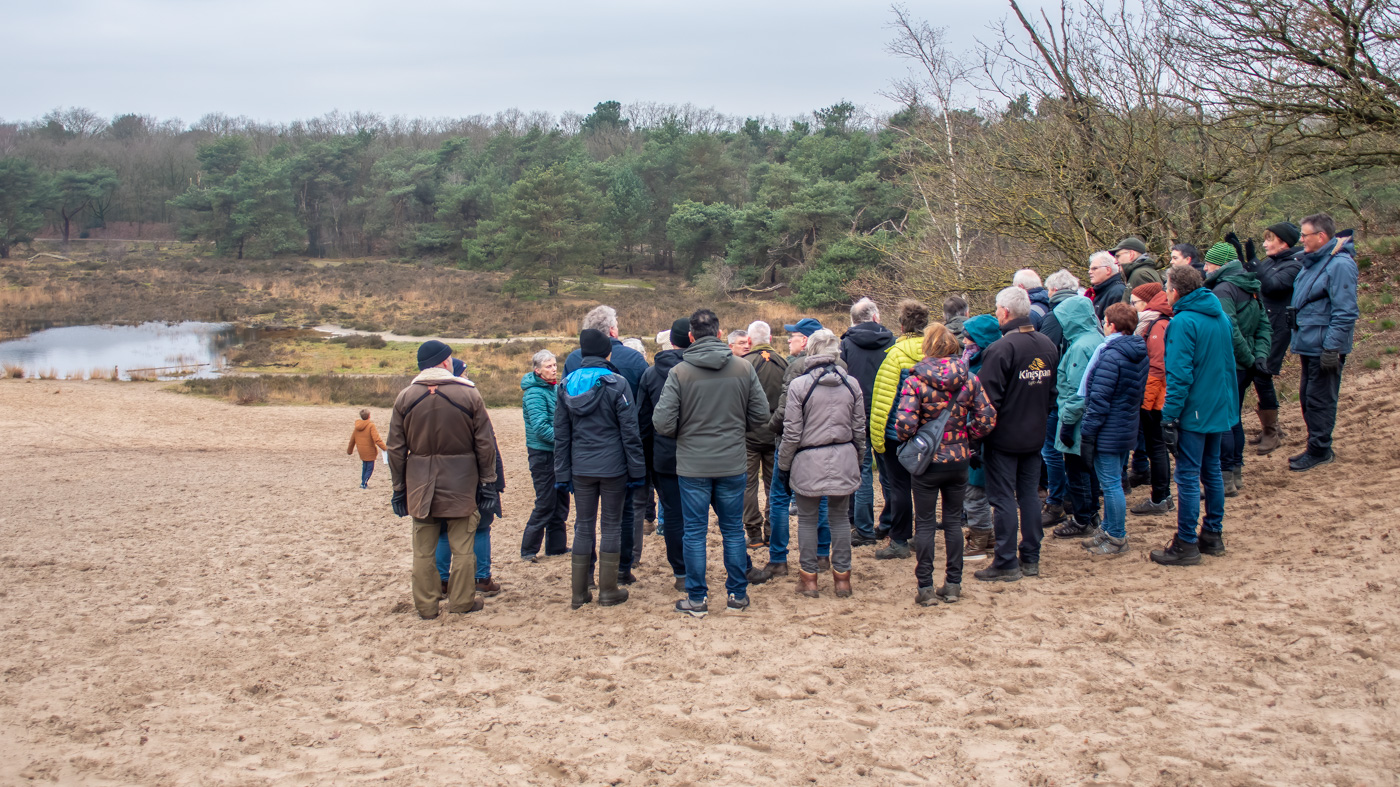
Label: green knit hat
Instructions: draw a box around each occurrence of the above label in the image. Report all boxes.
[1204,242,1238,267]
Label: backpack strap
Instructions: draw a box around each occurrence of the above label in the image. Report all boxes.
[402,384,475,421]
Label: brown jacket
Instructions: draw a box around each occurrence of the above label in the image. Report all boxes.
[387,368,498,519]
[347,419,387,460]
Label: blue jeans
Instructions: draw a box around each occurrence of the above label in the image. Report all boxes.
[360,460,375,487]
[1041,409,1068,507]
[1175,429,1226,543]
[852,435,877,539]
[768,446,828,564]
[680,473,748,602]
[1094,450,1130,539]
[438,513,492,581]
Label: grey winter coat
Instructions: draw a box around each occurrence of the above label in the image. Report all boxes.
[652,336,770,478]
[778,355,867,498]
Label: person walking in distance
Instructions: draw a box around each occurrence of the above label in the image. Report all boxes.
[555,329,646,609]
[1129,283,1175,516]
[779,330,865,599]
[894,323,997,606]
[348,409,387,489]
[638,319,693,592]
[868,300,933,561]
[973,288,1059,582]
[1244,222,1304,455]
[519,350,569,561]
[1049,294,1105,540]
[653,309,770,617]
[838,297,895,547]
[740,320,787,549]
[387,340,498,619]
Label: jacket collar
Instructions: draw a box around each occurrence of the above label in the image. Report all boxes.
[412,367,473,386]
[999,315,1034,335]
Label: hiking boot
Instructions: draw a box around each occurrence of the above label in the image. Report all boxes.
[974,565,1022,582]
[1128,471,1150,489]
[1040,501,1067,526]
[1053,515,1098,539]
[915,586,938,607]
[673,576,685,592]
[1223,471,1239,497]
[1248,408,1264,445]
[1081,527,1108,548]
[1131,497,1173,516]
[447,597,484,615]
[440,579,449,598]
[1256,409,1281,455]
[643,518,657,536]
[597,552,629,607]
[817,556,832,571]
[746,534,767,549]
[875,541,912,560]
[964,528,995,559]
[475,577,501,597]
[520,553,538,563]
[1085,533,1130,556]
[675,597,708,618]
[747,561,788,584]
[1019,561,1039,577]
[797,570,820,598]
[935,582,961,604]
[851,531,877,547]
[873,526,891,540]
[1290,450,1334,472]
[1233,466,1245,491]
[1150,536,1202,566]
[570,554,593,609]
[833,570,852,598]
[726,593,750,612]
[618,569,637,586]
[1198,530,1226,556]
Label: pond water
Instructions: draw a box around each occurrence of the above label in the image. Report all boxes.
[0,322,247,380]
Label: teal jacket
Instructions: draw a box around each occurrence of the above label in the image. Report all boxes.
[521,371,558,452]
[1053,296,1104,455]
[1162,287,1240,433]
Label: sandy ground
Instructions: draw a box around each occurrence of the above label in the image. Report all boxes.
[1,374,1399,786]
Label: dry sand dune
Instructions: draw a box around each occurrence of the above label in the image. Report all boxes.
[1,373,1398,785]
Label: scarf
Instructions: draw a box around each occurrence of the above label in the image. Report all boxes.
[1078,333,1123,399]
[411,366,474,386]
[1134,310,1161,337]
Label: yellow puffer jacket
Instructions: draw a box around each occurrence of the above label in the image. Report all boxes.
[869,334,926,454]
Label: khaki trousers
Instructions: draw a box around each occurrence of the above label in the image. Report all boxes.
[743,446,774,541]
[412,513,479,617]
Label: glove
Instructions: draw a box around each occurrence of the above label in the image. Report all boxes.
[968,451,982,470]
[1252,357,1272,378]
[390,489,408,518]
[476,483,499,517]
[1162,421,1179,457]
[1320,350,1340,373]
[1080,437,1096,468]
[1244,238,1257,264]
[626,477,646,490]
[776,467,791,489]
[1059,421,1077,448]
[1225,231,1245,264]
[554,481,573,494]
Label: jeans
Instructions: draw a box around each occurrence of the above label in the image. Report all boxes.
[1040,409,1068,507]
[1140,409,1171,504]
[1175,429,1226,543]
[852,435,877,539]
[878,447,914,544]
[1131,430,1149,477]
[654,472,686,578]
[913,463,968,586]
[360,460,375,487]
[984,448,1044,570]
[680,473,748,602]
[798,494,851,573]
[1064,451,1101,525]
[520,447,569,558]
[619,485,636,574]
[1299,354,1345,456]
[438,512,493,581]
[1094,450,1130,539]
[571,475,627,557]
[768,446,828,564]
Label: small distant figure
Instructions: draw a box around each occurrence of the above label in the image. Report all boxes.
[347,408,387,488]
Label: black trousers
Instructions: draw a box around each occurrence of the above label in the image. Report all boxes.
[1140,409,1171,504]
[912,463,968,587]
[521,448,570,557]
[984,448,1043,571]
[1299,354,1346,456]
[653,472,686,577]
[877,448,915,543]
[571,475,626,557]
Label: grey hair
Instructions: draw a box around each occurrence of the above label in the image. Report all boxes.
[995,286,1032,318]
[1089,250,1119,273]
[806,329,840,358]
[1045,269,1080,294]
[1013,269,1043,290]
[531,349,556,369]
[622,338,645,355]
[849,297,879,324]
[746,320,772,344]
[581,305,618,333]
[727,330,749,347]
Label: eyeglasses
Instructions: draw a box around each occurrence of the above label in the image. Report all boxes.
[1300,229,1325,239]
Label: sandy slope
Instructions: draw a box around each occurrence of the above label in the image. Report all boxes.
[0,374,1397,786]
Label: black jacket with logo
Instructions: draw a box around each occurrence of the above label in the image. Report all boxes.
[976,316,1059,454]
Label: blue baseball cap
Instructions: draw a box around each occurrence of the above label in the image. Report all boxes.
[782,318,824,337]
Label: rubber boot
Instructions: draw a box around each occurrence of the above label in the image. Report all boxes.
[1256,409,1281,455]
[833,570,852,598]
[570,554,593,609]
[1248,408,1264,445]
[598,552,629,607]
[797,570,820,598]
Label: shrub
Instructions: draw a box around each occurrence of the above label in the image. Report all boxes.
[1384,346,1397,354]
[1364,359,1382,370]
[329,333,387,349]
[1382,320,1397,330]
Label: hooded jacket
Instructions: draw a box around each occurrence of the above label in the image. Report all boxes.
[778,355,866,497]
[348,419,387,460]
[1205,259,1272,370]
[1091,276,1127,323]
[652,336,770,478]
[1290,236,1359,357]
[1163,287,1239,433]
[963,315,1003,375]
[1121,254,1162,294]
[1138,290,1173,411]
[1036,289,1079,354]
[769,351,849,438]
[553,358,645,484]
[839,321,896,417]
[1250,245,1304,374]
[564,338,649,397]
[520,371,558,452]
[1052,296,1106,455]
[892,356,997,466]
[868,334,926,454]
[637,348,684,476]
[1080,334,1149,453]
[978,316,1059,454]
[387,367,498,520]
[741,343,789,450]
[1026,287,1052,330]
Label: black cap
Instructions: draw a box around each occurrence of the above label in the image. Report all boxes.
[670,318,692,349]
[417,339,452,370]
[1267,221,1301,247]
[580,328,612,358]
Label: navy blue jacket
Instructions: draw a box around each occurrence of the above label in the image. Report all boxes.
[636,348,683,476]
[1080,334,1149,454]
[565,338,649,397]
[1027,287,1051,330]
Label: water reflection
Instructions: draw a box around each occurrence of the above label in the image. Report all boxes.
[0,322,246,380]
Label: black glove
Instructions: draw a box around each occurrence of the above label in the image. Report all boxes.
[391,489,408,518]
[1059,421,1077,448]
[626,477,646,490]
[1225,231,1245,264]
[776,467,791,489]
[477,483,500,517]
[1080,437,1096,468]
[968,451,982,470]
[1244,238,1257,264]
[554,480,573,494]
[1320,350,1340,373]
[1252,357,1272,377]
[1162,421,1179,457]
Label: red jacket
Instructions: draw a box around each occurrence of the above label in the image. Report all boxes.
[1137,291,1173,411]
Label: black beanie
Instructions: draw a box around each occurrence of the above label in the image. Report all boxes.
[417,339,452,370]
[580,328,612,358]
[1267,221,1301,248]
[670,318,692,349]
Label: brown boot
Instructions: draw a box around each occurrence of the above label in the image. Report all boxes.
[475,577,501,597]
[833,570,852,598]
[796,570,820,598]
[1248,408,1264,445]
[965,528,995,557]
[1256,409,1282,455]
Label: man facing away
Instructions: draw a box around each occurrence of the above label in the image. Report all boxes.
[838,297,894,546]
[740,320,788,548]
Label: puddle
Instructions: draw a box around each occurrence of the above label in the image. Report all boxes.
[0,322,248,380]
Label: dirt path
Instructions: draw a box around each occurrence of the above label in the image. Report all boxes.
[313,324,575,346]
[0,375,1397,785]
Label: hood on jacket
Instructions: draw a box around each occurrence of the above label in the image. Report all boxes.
[1027,287,1051,308]
[1173,286,1227,319]
[802,354,849,385]
[354,419,371,432]
[1302,235,1356,269]
[912,356,970,392]
[1207,259,1261,295]
[1049,289,1077,306]
[842,321,896,351]
[1145,290,1173,316]
[1107,333,1148,364]
[682,336,733,371]
[1054,296,1101,342]
[520,370,555,392]
[562,359,619,414]
[652,347,684,376]
[1123,253,1158,278]
[962,314,1002,352]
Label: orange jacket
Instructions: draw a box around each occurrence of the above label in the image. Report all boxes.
[1138,291,1173,411]
[348,419,387,460]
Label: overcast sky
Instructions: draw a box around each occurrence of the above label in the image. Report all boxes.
[3,0,1017,125]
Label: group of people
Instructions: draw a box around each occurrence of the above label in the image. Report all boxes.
[368,212,1359,620]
